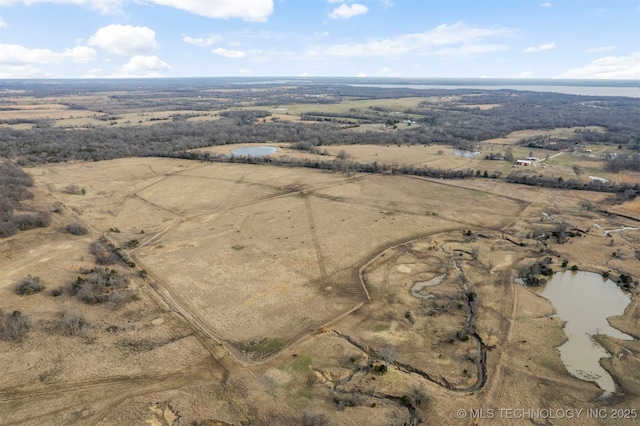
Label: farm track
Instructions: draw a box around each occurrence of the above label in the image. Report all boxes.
[476,271,518,409]
[305,196,328,279]
[130,172,367,253]
[0,368,213,426]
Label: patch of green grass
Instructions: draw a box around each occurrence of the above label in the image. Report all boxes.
[231,245,244,250]
[374,323,390,332]
[255,337,283,353]
[292,355,312,372]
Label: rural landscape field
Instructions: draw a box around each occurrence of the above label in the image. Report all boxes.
[1,78,639,425]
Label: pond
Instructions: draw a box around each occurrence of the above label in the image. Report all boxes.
[452,149,481,158]
[411,274,446,299]
[230,146,277,157]
[535,271,633,395]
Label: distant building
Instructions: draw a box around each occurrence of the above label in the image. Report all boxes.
[524,156,539,162]
[516,159,533,166]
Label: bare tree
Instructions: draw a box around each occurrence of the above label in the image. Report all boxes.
[0,310,31,341]
[378,346,397,366]
[471,246,480,261]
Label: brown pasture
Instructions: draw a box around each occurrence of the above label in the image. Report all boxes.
[0,154,638,424]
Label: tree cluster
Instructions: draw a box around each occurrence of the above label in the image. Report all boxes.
[0,161,51,237]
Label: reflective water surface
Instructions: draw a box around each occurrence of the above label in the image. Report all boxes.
[535,271,633,394]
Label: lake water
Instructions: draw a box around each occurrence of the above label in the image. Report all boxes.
[230,146,277,157]
[349,83,640,98]
[535,271,633,394]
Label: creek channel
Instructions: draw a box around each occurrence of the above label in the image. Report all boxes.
[534,271,633,396]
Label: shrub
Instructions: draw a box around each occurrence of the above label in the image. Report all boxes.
[16,275,45,295]
[66,222,88,235]
[64,184,85,195]
[13,212,51,230]
[0,310,31,341]
[301,413,329,426]
[0,221,18,238]
[59,312,91,336]
[571,265,579,271]
[50,287,63,297]
[90,240,116,265]
[71,267,130,305]
[400,395,412,407]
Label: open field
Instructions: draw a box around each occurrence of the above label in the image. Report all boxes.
[1,156,638,425]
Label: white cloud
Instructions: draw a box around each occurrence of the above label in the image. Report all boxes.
[0,43,96,64]
[145,0,274,22]
[355,72,367,77]
[212,47,246,58]
[431,44,509,56]
[584,45,616,53]
[183,35,222,47]
[523,42,555,53]
[377,66,400,77]
[115,55,171,77]
[1,0,276,20]
[0,16,6,27]
[0,64,50,78]
[63,45,97,62]
[518,70,534,78]
[310,22,514,57]
[540,2,551,7]
[559,52,640,79]
[238,68,252,75]
[88,24,157,55]
[329,3,368,19]
[0,0,123,14]
[0,44,61,64]
[82,67,103,77]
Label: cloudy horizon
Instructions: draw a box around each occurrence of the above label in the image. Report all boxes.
[0,0,638,79]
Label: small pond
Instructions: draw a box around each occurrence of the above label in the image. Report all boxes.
[535,271,633,395]
[411,274,446,299]
[230,146,277,157]
[452,149,481,158]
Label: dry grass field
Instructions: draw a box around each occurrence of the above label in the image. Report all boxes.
[1,154,638,425]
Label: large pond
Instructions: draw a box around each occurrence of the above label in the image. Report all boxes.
[230,146,277,157]
[535,271,633,395]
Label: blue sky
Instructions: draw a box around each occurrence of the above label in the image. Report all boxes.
[0,0,638,79]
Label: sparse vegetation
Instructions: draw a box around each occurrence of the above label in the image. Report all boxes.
[58,311,91,337]
[64,184,85,195]
[519,261,554,286]
[90,239,117,265]
[0,310,30,342]
[70,267,131,305]
[66,222,88,235]
[16,275,45,295]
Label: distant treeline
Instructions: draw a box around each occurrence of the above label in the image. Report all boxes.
[2,90,638,168]
[505,172,638,197]
[182,151,639,198]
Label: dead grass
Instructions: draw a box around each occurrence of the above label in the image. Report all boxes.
[0,155,637,425]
